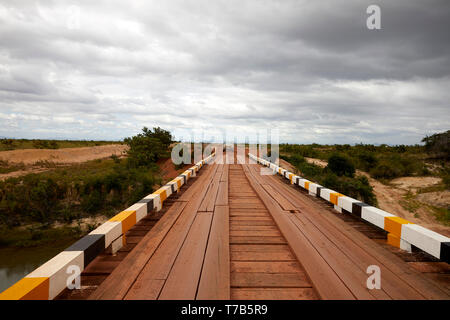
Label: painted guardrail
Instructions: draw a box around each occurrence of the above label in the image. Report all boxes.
[0,152,216,300]
[248,153,450,264]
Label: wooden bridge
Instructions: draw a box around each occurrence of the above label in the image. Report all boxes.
[1,149,449,300]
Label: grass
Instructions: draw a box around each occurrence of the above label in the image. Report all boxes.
[0,225,83,248]
[279,143,448,182]
[0,138,123,151]
[0,156,162,245]
[280,154,377,206]
[0,160,26,174]
[432,206,450,226]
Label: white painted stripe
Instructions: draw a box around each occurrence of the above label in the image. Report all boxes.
[361,206,395,229]
[126,202,147,222]
[26,251,84,300]
[308,183,322,195]
[89,221,122,248]
[337,196,360,212]
[401,224,450,259]
[298,179,309,189]
[144,193,162,211]
[319,188,334,201]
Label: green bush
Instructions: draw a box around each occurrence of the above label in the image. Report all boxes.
[422,130,450,160]
[321,173,376,205]
[32,140,59,149]
[370,161,403,179]
[124,127,172,168]
[0,156,162,228]
[327,153,355,177]
[356,151,378,171]
[284,153,377,206]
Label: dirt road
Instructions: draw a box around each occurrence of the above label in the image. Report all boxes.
[0,144,128,180]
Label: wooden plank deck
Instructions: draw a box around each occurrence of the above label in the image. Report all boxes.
[58,151,449,300]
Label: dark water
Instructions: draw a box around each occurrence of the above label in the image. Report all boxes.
[0,240,75,293]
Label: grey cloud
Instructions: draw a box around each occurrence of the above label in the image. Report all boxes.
[0,0,449,144]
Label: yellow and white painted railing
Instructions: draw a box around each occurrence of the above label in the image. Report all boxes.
[0,152,216,300]
[249,153,450,264]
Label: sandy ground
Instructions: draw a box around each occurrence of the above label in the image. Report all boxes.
[298,157,450,236]
[157,157,192,183]
[0,144,128,180]
[0,144,128,164]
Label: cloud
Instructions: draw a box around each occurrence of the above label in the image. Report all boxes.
[0,0,449,144]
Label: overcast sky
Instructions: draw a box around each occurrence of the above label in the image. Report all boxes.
[0,0,449,144]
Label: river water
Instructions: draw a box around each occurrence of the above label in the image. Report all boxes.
[0,240,76,293]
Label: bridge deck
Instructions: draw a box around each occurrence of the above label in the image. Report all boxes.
[58,154,449,300]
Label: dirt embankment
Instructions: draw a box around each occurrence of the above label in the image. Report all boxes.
[0,144,128,180]
[298,157,450,236]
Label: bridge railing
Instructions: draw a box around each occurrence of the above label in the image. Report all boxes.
[249,153,450,264]
[0,152,216,300]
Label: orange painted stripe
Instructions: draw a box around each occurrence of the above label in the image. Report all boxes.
[384,216,412,237]
[329,193,343,205]
[154,188,168,203]
[0,277,49,300]
[387,233,401,248]
[288,173,294,183]
[304,181,310,190]
[109,210,137,234]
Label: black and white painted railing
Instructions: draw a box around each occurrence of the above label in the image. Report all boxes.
[249,153,450,264]
[0,152,216,300]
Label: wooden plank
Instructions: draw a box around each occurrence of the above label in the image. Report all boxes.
[230,230,282,237]
[229,199,261,205]
[158,213,213,299]
[261,167,449,299]
[231,288,318,300]
[230,203,266,209]
[289,213,386,300]
[230,236,287,244]
[243,164,355,300]
[89,201,188,300]
[215,181,228,206]
[261,184,297,211]
[231,261,302,273]
[229,192,255,197]
[231,250,296,261]
[198,170,222,212]
[230,220,275,226]
[231,272,310,288]
[91,164,218,300]
[229,211,269,217]
[230,216,273,221]
[197,206,230,300]
[230,225,278,231]
[220,164,229,182]
[177,164,218,201]
[125,196,211,299]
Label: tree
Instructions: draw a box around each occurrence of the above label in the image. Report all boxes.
[327,153,355,177]
[422,130,450,160]
[124,127,173,167]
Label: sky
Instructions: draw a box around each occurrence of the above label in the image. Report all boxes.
[0,0,449,145]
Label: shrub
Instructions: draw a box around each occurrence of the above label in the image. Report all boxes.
[124,127,173,168]
[356,151,378,171]
[422,130,450,160]
[32,140,59,149]
[370,161,403,179]
[327,153,355,177]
